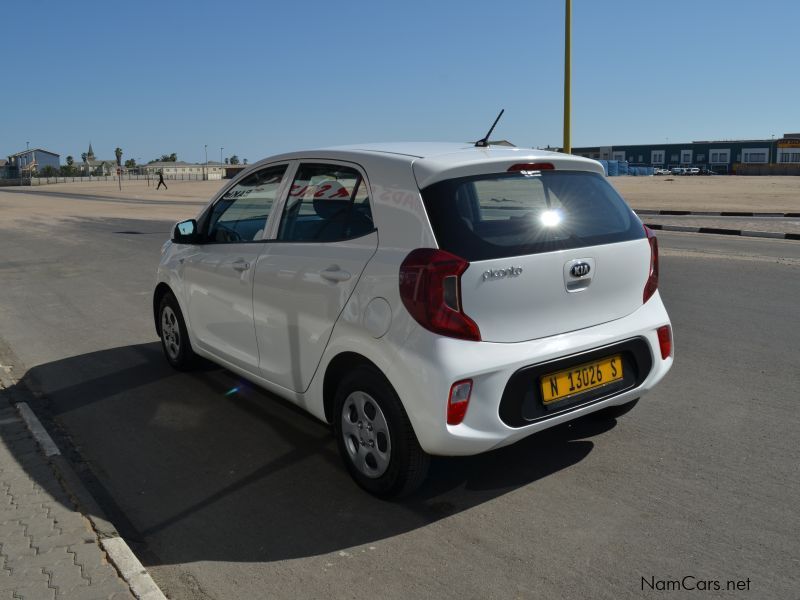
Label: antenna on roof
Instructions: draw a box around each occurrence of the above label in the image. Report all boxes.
[475,109,505,147]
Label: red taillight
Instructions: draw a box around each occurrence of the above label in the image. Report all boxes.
[657,325,672,359]
[447,379,473,425]
[399,248,481,341]
[507,162,555,172]
[643,225,659,303]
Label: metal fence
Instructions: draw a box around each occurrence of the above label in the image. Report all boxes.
[0,173,221,186]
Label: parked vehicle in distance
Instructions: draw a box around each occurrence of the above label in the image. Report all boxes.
[654,168,671,176]
[670,167,686,175]
[687,167,700,175]
[153,143,674,497]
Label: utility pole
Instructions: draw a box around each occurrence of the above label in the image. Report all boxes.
[563,0,571,154]
[204,144,208,181]
[220,147,224,166]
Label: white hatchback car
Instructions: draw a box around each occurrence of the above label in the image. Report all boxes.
[154,143,673,497]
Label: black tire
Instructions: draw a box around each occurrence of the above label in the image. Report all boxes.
[333,365,429,499]
[591,398,639,421]
[157,292,198,371]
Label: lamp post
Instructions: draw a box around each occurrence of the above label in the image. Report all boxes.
[220,147,224,165]
[770,134,775,165]
[562,0,571,154]
[24,141,31,182]
[204,144,208,181]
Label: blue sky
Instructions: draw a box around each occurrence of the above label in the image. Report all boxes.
[2,0,797,164]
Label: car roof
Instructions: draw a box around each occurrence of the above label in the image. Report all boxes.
[248,142,605,187]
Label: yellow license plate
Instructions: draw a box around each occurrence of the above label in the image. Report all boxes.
[540,355,623,404]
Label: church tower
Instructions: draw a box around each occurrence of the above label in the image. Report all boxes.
[87,143,95,161]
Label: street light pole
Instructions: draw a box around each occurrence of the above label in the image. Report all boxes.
[220,147,224,165]
[204,144,208,181]
[770,134,775,165]
[25,141,30,183]
[563,0,571,154]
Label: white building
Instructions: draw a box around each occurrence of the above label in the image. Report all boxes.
[141,161,225,180]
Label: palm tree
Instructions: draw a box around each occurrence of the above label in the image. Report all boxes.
[115,148,123,167]
[66,156,74,166]
[81,152,88,163]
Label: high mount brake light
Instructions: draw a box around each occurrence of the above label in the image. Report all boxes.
[399,249,481,341]
[507,163,555,172]
[643,225,659,303]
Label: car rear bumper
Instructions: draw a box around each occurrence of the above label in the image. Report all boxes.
[393,292,673,456]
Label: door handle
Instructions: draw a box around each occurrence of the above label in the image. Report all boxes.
[320,265,351,282]
[232,259,251,272]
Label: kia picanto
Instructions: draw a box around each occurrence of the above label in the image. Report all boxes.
[154,143,673,497]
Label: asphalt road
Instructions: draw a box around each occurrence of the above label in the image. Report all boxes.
[0,212,797,599]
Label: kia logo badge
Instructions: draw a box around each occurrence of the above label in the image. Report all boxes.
[570,262,591,277]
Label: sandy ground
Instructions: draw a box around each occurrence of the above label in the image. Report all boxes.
[1,176,798,230]
[0,180,225,226]
[611,175,800,212]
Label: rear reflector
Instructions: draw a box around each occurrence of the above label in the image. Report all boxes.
[643,225,659,303]
[657,325,672,359]
[508,163,555,172]
[447,379,473,425]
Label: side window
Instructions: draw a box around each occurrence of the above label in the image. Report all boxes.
[278,163,374,242]
[206,164,287,243]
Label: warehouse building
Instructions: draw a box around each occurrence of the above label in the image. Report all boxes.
[570,133,800,174]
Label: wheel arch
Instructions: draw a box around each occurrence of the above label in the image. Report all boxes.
[153,282,174,336]
[322,352,386,424]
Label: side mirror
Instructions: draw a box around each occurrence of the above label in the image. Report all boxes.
[173,219,199,244]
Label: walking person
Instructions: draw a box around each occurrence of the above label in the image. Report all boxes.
[156,170,168,190]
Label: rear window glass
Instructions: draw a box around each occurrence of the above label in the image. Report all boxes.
[420,170,643,261]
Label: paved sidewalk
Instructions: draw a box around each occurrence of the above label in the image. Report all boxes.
[0,392,134,599]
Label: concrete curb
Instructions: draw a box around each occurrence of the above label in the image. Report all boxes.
[644,223,800,241]
[16,401,61,457]
[637,209,800,217]
[101,537,168,600]
[0,365,167,600]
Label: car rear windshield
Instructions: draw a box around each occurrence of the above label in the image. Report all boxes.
[420,170,643,261]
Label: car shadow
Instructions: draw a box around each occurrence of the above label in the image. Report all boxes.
[8,342,616,565]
